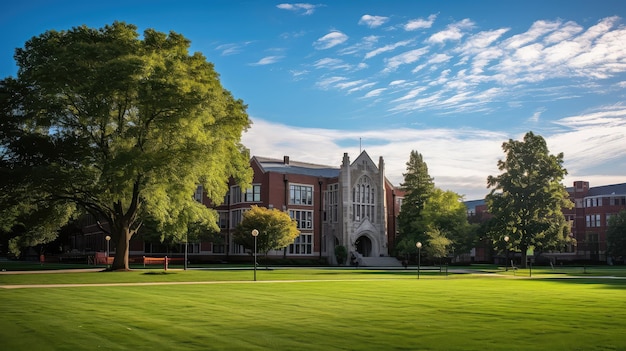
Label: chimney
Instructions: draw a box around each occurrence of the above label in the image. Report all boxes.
[283,156,290,165]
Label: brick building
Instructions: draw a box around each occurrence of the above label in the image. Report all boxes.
[75,151,405,265]
[465,181,626,263]
[205,152,404,265]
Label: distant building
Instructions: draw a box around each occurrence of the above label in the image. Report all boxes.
[465,181,626,263]
[77,151,405,265]
[206,152,404,266]
[564,181,626,262]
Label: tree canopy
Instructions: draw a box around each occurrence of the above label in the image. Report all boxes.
[486,131,573,267]
[233,206,300,257]
[0,22,252,269]
[395,151,472,261]
[607,210,626,261]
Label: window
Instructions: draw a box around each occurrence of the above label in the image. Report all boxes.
[290,184,313,205]
[230,208,249,228]
[352,175,376,222]
[194,185,203,203]
[324,184,339,223]
[218,211,229,229]
[180,243,200,254]
[585,198,600,207]
[212,244,225,254]
[244,185,261,202]
[231,186,241,204]
[288,234,313,255]
[585,214,601,227]
[290,210,313,229]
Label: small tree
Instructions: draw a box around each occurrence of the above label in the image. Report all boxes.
[607,210,626,262]
[334,245,348,265]
[233,206,300,260]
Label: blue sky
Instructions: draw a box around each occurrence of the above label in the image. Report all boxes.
[2,1,626,199]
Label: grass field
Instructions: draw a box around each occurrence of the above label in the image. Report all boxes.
[1,266,625,351]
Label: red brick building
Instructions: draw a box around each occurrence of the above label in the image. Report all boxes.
[465,181,626,263]
[204,152,404,265]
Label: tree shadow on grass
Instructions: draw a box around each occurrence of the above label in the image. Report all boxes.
[532,277,626,289]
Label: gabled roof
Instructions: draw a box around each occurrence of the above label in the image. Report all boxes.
[587,182,626,196]
[253,156,340,178]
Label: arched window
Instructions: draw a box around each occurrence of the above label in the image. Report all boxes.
[352,176,376,223]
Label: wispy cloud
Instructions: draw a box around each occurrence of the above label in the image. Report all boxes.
[404,14,437,31]
[313,31,349,50]
[359,15,389,28]
[363,88,387,98]
[250,56,283,65]
[313,58,353,70]
[383,47,430,72]
[243,115,626,200]
[276,3,320,15]
[365,39,413,59]
[216,42,251,56]
[427,18,475,43]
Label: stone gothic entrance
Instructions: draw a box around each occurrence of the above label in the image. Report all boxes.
[355,235,372,257]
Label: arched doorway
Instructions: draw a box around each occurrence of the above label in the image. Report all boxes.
[355,235,372,257]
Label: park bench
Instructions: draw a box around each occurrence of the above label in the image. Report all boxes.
[142,256,184,270]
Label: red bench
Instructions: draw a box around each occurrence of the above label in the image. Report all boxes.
[142,256,184,270]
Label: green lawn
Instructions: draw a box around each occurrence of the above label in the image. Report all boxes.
[1,268,625,351]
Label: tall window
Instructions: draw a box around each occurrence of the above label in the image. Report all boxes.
[290,184,313,205]
[290,210,313,229]
[194,185,203,203]
[218,211,229,229]
[230,186,241,204]
[230,209,249,228]
[288,234,313,255]
[352,175,376,222]
[324,183,339,223]
[244,185,261,202]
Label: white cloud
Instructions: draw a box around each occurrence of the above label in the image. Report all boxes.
[504,19,562,49]
[404,14,437,31]
[359,15,389,28]
[313,31,349,50]
[427,18,475,43]
[316,76,348,90]
[250,56,283,65]
[383,47,429,72]
[365,39,413,59]
[243,117,626,200]
[216,42,251,56]
[314,58,353,70]
[276,3,319,15]
[363,88,386,98]
[458,28,509,55]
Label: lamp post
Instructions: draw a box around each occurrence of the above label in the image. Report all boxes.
[251,229,259,281]
[416,242,422,279]
[105,235,111,269]
[504,235,509,271]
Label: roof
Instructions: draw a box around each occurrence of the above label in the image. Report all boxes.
[253,156,340,178]
[463,199,486,210]
[586,182,626,196]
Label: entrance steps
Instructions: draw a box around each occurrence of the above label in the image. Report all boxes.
[358,256,402,267]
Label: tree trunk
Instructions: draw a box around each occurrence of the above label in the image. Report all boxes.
[111,226,132,271]
[520,247,528,269]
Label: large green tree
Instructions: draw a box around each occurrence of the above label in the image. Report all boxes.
[607,210,626,261]
[486,132,573,267]
[395,150,435,255]
[0,22,252,270]
[233,206,300,258]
